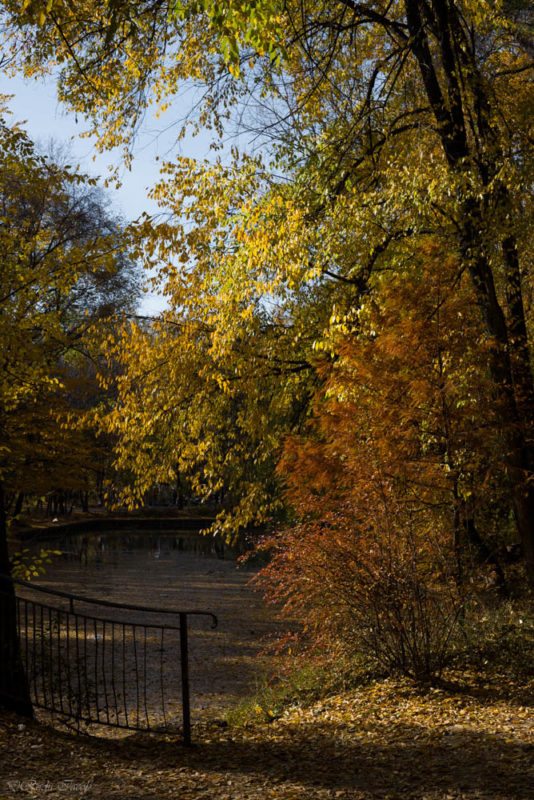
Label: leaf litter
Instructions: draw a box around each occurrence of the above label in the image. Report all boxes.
[1,676,533,800]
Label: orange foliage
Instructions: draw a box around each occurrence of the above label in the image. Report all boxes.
[257,242,502,680]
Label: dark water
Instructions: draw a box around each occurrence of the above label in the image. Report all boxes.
[28,530,238,572]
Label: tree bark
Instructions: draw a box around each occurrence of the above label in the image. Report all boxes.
[13,492,24,517]
[459,205,534,586]
[404,0,534,586]
[0,481,33,717]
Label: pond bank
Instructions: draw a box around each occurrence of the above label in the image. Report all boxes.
[10,520,283,731]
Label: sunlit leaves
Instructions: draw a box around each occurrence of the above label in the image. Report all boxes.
[172,0,285,74]
[0,111,138,508]
[5,1,533,562]
[256,242,510,678]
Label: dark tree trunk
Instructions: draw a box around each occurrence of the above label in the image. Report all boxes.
[405,0,534,586]
[0,481,33,717]
[462,502,507,594]
[81,490,89,513]
[460,207,534,586]
[13,492,24,517]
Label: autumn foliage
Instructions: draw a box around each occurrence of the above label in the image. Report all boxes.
[257,242,510,680]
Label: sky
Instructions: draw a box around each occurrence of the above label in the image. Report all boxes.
[3,73,215,314]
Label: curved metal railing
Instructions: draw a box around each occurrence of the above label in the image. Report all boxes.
[0,574,217,744]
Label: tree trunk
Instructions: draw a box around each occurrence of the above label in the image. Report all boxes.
[405,0,534,586]
[510,479,534,586]
[81,490,89,513]
[0,481,33,717]
[462,501,507,594]
[13,492,24,517]
[460,211,534,586]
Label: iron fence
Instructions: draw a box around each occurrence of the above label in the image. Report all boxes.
[0,575,217,744]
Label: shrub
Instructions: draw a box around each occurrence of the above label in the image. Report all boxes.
[256,504,465,683]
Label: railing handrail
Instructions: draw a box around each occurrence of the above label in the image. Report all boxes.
[0,573,218,628]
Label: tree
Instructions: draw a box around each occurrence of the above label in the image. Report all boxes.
[97,260,315,536]
[4,1,533,580]
[1,141,139,519]
[0,108,138,715]
[0,130,139,513]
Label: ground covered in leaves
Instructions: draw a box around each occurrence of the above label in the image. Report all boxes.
[1,677,533,800]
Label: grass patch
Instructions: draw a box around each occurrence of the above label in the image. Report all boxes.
[225,653,380,727]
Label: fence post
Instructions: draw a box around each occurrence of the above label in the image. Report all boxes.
[179,612,191,746]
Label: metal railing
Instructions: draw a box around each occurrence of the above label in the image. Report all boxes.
[0,575,217,744]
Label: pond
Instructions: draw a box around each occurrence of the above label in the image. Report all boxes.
[36,528,241,566]
[16,528,283,730]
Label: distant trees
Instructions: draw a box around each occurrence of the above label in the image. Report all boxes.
[0,132,139,524]
[0,121,139,534]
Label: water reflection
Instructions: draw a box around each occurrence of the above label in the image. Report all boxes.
[32,531,235,569]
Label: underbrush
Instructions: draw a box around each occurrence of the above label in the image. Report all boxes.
[450,599,534,693]
[227,597,534,726]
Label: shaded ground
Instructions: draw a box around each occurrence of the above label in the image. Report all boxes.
[1,679,533,799]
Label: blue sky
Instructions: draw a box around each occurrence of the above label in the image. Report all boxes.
[4,73,215,314]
